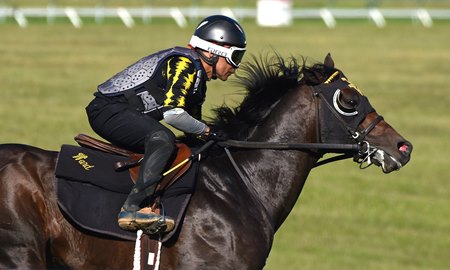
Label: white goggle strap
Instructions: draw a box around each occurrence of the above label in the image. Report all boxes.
[189,35,242,67]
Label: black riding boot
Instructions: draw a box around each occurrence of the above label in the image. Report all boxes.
[118,131,176,234]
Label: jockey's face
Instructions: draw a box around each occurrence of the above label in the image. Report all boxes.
[214,55,236,81]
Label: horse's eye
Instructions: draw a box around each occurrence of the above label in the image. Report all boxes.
[339,88,359,110]
[333,88,359,116]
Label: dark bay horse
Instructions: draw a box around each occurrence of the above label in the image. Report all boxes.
[0,54,412,269]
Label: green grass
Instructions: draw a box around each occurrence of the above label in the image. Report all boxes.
[1,20,449,269]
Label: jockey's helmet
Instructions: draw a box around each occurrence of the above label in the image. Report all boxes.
[189,15,246,68]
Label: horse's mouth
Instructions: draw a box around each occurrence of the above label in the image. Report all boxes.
[371,149,403,173]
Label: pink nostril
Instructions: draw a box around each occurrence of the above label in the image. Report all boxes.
[399,144,408,152]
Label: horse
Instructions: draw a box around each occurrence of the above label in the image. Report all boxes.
[0,53,412,269]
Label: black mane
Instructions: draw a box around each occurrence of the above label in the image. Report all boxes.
[209,53,329,140]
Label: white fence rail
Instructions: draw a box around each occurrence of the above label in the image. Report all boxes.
[1,6,449,28]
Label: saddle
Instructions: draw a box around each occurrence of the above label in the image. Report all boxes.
[56,135,199,268]
[74,133,192,192]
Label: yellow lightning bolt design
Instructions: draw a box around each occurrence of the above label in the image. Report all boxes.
[324,70,363,95]
[164,57,195,107]
[177,71,195,107]
[341,77,363,94]
[164,58,175,105]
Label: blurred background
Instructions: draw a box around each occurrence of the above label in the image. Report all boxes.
[1,1,449,269]
[2,0,450,28]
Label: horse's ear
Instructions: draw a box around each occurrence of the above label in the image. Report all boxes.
[324,53,334,69]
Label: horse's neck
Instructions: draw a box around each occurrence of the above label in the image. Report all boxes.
[235,86,318,229]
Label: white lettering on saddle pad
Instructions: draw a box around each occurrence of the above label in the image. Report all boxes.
[72,153,95,170]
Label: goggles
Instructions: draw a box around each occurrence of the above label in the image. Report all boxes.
[189,35,246,68]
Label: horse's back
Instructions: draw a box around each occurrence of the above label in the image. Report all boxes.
[0,143,58,202]
[0,143,57,165]
[0,144,136,269]
[0,143,58,194]
[0,144,58,269]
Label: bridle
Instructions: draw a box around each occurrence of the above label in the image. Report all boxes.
[216,71,384,169]
[311,71,384,168]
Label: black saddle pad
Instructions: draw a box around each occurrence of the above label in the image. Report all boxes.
[55,144,197,242]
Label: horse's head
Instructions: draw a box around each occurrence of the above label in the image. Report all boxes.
[211,52,412,173]
[309,54,412,173]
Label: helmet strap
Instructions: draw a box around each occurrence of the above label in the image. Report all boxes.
[196,49,219,80]
[211,56,219,80]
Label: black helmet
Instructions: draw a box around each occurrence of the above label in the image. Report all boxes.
[189,15,246,68]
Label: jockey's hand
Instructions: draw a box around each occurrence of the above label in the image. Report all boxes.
[201,126,228,141]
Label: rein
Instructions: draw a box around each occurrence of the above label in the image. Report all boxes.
[218,140,359,152]
[218,140,360,169]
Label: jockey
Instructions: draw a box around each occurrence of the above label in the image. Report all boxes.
[85,15,246,235]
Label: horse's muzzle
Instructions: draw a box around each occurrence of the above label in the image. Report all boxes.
[373,140,413,173]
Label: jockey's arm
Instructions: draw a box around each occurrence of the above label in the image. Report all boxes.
[163,108,207,135]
